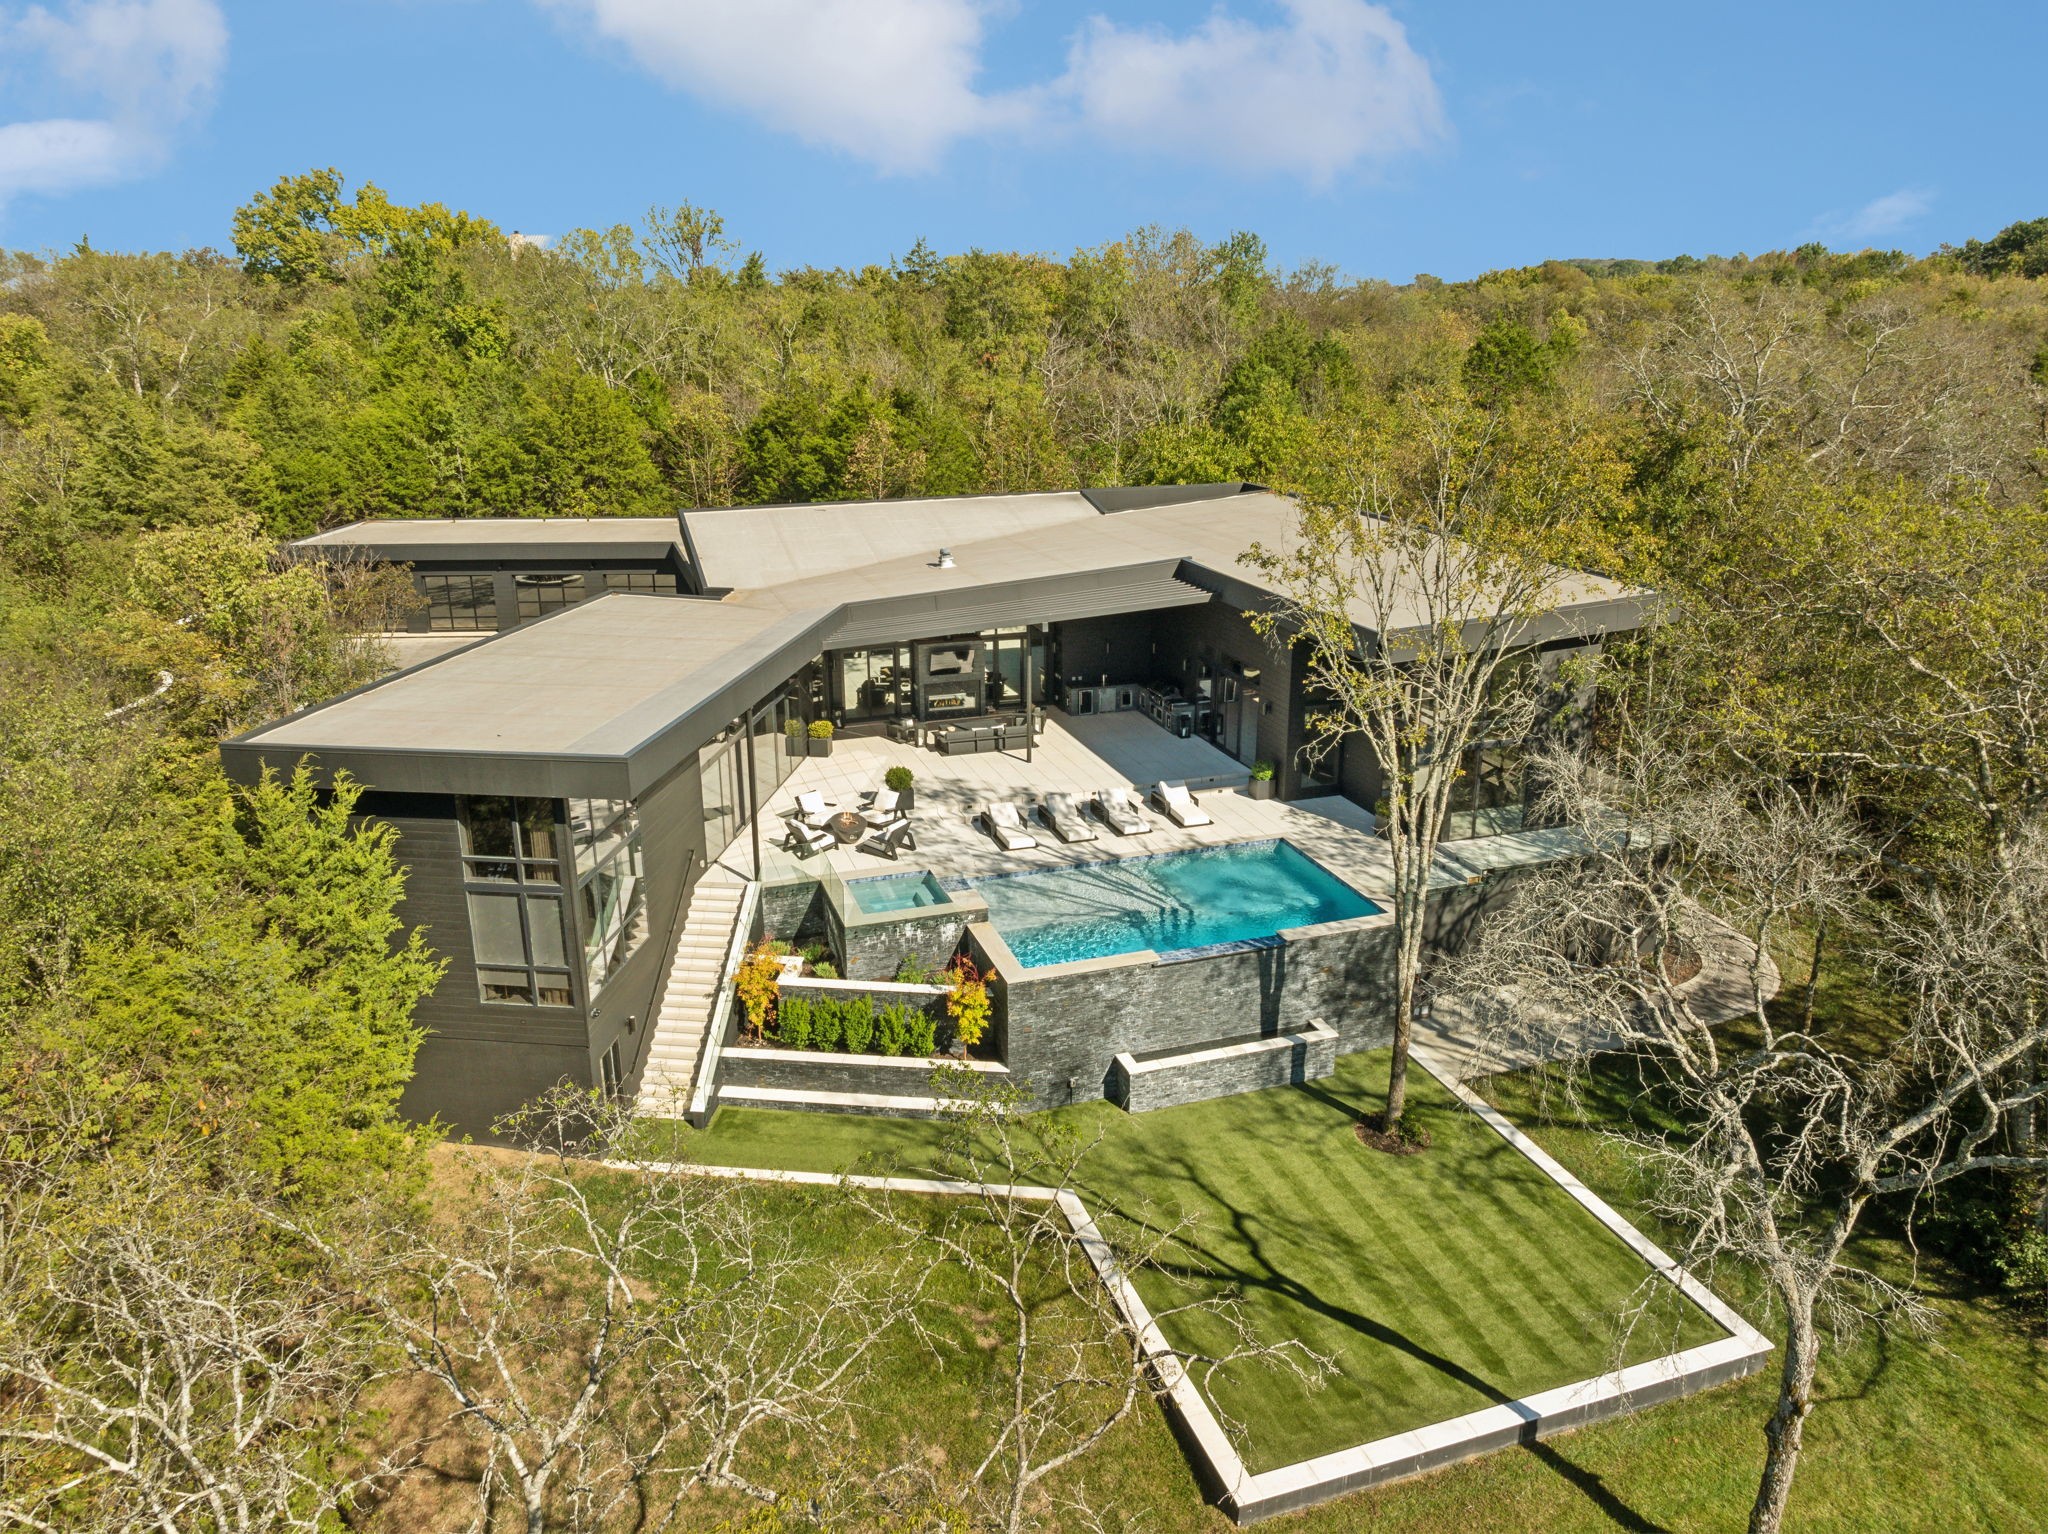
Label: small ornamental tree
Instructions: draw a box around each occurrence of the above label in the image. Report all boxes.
[734,944,781,1042]
[945,957,992,1050]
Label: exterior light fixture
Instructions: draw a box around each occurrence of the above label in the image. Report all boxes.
[935,548,956,568]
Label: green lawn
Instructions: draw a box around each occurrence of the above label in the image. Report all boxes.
[683,1052,1728,1472]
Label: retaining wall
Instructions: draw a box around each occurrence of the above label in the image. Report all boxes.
[1113,1022,1339,1112]
[978,912,1397,1109]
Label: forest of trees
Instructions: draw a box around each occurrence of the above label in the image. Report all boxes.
[3,172,2047,1530]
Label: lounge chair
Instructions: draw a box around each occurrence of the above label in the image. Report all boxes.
[783,819,834,858]
[1093,788,1151,835]
[860,817,918,861]
[865,787,900,817]
[1040,792,1098,844]
[792,790,835,828]
[1152,780,1213,828]
[979,802,1039,851]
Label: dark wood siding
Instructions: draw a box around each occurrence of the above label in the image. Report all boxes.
[355,791,592,1134]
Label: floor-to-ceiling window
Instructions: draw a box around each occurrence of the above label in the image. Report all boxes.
[1443,742,1527,841]
[571,798,645,997]
[835,647,909,722]
[986,628,1045,710]
[699,734,746,864]
[459,796,574,1006]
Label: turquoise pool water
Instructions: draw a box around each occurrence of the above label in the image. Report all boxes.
[849,870,951,914]
[962,840,1377,968]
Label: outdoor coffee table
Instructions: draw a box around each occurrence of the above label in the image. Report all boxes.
[825,811,868,845]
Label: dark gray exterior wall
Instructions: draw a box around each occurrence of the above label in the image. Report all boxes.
[356,791,595,1133]
[1113,1027,1338,1112]
[1051,613,1160,696]
[1149,598,1299,791]
[355,754,706,1136]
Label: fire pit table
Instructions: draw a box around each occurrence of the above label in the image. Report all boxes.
[824,811,868,845]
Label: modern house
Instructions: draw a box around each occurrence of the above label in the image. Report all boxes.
[222,484,1645,1131]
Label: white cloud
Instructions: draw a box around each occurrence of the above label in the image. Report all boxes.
[1056,0,1445,185]
[537,0,1030,175]
[0,0,227,209]
[537,0,1443,183]
[1811,187,1935,244]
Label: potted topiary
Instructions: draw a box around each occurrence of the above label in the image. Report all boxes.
[807,718,835,757]
[784,717,807,757]
[884,763,915,814]
[1248,761,1277,800]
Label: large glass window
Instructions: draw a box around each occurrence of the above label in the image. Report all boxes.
[603,571,680,595]
[1444,743,1527,841]
[986,628,1044,709]
[835,647,908,722]
[699,736,745,863]
[460,796,572,1006]
[514,573,588,622]
[572,797,646,996]
[422,574,498,632]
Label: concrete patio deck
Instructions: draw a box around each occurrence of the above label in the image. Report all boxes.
[719,711,1408,892]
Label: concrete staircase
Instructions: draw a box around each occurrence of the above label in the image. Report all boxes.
[635,871,752,1120]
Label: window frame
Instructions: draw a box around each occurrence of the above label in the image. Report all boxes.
[459,796,575,1008]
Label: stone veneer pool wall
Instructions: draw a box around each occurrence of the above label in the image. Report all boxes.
[968,911,1398,1110]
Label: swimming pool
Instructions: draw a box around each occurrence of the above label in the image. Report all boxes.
[961,840,1378,968]
[848,870,952,914]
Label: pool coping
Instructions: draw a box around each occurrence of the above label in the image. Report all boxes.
[948,837,1390,975]
[664,1053,1771,1524]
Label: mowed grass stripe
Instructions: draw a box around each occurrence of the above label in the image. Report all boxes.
[685,1050,1741,1468]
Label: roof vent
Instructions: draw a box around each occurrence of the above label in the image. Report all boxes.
[935,548,955,568]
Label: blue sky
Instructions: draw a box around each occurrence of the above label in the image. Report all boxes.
[1,0,2042,281]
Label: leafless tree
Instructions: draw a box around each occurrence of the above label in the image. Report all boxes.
[1438,737,2048,1534]
[0,1146,388,1534]
[301,1087,918,1534]
[854,1071,1326,1534]
[1246,395,1591,1128]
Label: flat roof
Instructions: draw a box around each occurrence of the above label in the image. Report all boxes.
[681,491,1099,592]
[228,485,1648,797]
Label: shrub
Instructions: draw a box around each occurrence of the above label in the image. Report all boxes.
[905,1007,937,1058]
[945,958,991,1050]
[876,1001,912,1055]
[1250,760,1275,782]
[777,994,814,1050]
[893,955,935,984]
[884,764,914,793]
[784,718,802,737]
[800,943,826,963]
[812,959,838,980]
[841,994,876,1055]
[807,718,835,739]
[735,944,782,1041]
[809,996,844,1052]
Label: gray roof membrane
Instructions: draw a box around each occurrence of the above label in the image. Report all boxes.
[231,486,1646,795]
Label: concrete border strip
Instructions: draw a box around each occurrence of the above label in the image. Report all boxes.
[641,1053,1771,1525]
